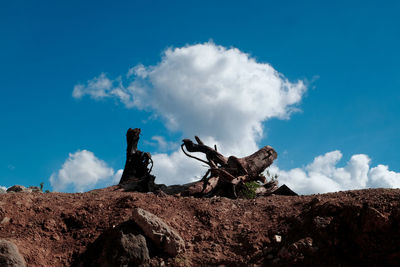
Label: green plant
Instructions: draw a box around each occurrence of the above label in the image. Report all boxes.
[40,182,44,192]
[237,181,261,199]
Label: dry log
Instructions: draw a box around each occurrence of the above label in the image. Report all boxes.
[180,136,278,198]
[226,146,277,179]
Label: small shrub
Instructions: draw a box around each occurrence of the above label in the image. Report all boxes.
[237,181,261,199]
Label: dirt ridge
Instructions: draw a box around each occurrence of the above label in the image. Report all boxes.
[0,187,399,266]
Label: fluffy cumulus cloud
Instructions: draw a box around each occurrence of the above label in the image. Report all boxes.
[270,150,400,195]
[50,150,122,192]
[73,42,306,185]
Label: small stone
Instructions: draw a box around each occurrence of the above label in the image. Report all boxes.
[313,216,332,229]
[290,237,314,254]
[51,233,60,241]
[43,219,57,231]
[273,235,282,243]
[0,217,10,225]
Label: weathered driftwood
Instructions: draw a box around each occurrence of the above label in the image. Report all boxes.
[179,136,278,198]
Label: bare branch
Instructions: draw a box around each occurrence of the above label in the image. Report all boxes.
[180,144,211,166]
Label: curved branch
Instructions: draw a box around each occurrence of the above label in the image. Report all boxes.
[182,138,228,166]
[180,144,211,166]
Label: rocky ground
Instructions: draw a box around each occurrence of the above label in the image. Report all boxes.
[0,186,399,266]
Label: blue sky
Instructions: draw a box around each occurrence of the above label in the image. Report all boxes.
[1,0,399,193]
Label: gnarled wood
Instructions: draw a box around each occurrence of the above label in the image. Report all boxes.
[180,136,278,198]
[182,138,228,167]
[117,128,294,198]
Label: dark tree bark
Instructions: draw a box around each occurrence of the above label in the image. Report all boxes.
[119,128,156,192]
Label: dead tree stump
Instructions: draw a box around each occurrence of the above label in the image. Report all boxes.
[119,128,156,192]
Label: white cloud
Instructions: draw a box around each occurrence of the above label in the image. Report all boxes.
[369,164,400,188]
[147,136,178,152]
[73,42,307,185]
[73,73,113,99]
[152,150,207,185]
[270,151,400,195]
[112,169,124,184]
[50,150,120,192]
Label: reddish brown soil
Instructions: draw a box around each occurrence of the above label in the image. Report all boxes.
[0,187,399,266]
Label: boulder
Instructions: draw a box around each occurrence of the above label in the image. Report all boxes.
[0,239,26,267]
[75,221,150,267]
[99,232,149,266]
[6,185,31,193]
[132,208,185,257]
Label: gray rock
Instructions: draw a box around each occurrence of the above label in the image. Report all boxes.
[0,188,6,194]
[0,239,26,267]
[76,224,150,267]
[132,208,185,256]
[6,185,31,193]
[100,231,149,267]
